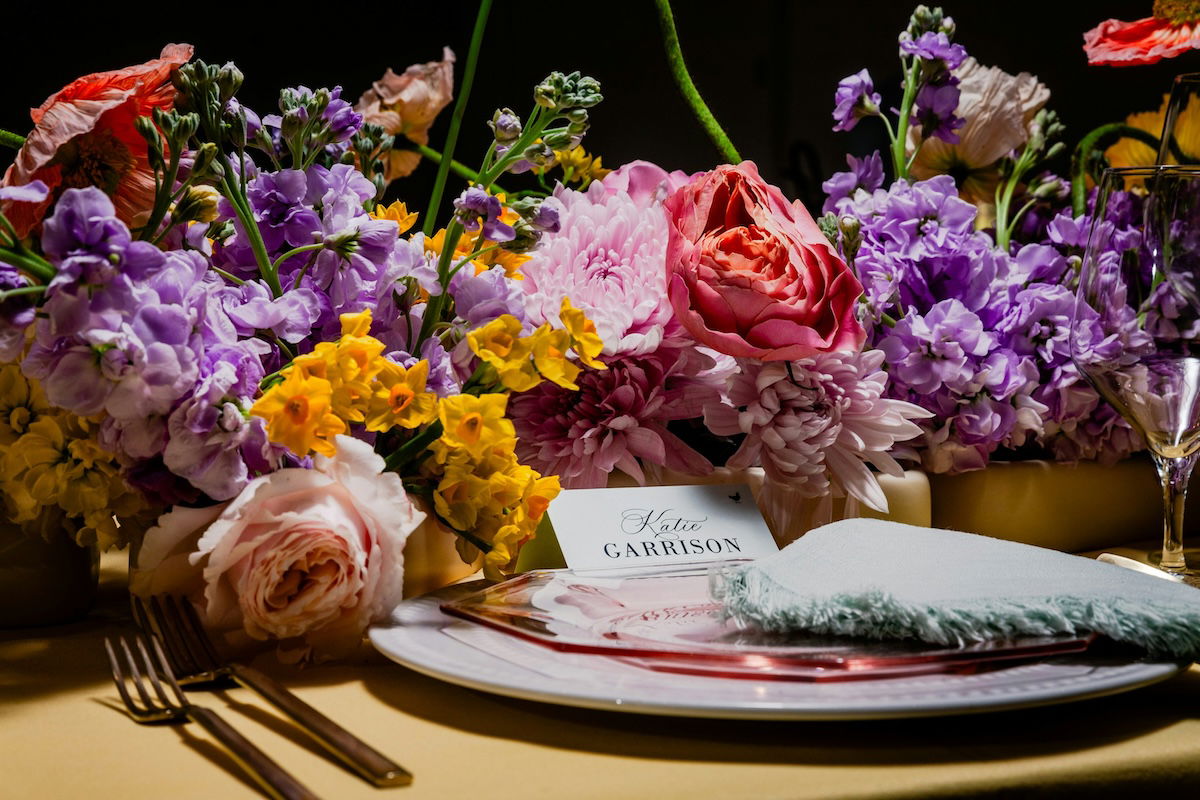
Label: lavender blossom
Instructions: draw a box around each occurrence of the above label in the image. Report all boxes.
[831,69,881,132]
[453,187,515,242]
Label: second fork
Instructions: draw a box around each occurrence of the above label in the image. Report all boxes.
[133,594,413,788]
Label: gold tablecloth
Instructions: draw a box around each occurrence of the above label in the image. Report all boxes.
[4,551,1200,799]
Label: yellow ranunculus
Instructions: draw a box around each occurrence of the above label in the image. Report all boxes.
[365,359,438,432]
[250,371,345,457]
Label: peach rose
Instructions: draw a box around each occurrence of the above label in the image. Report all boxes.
[664,161,865,361]
[356,47,455,182]
[134,436,423,661]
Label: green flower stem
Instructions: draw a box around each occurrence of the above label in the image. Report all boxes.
[416,220,467,346]
[411,143,508,194]
[138,142,182,243]
[0,129,24,150]
[272,243,324,274]
[213,266,246,286]
[0,247,55,283]
[453,525,494,555]
[1070,123,1163,216]
[0,284,47,301]
[889,59,920,182]
[423,0,493,236]
[994,145,1037,251]
[653,0,741,164]
[384,420,444,472]
[220,172,280,295]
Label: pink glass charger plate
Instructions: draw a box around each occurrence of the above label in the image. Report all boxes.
[437,568,1097,682]
[368,579,1188,721]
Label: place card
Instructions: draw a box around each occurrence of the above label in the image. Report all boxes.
[548,483,779,570]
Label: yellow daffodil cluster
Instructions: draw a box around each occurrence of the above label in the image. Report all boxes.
[422,393,560,578]
[250,310,438,457]
[0,365,146,549]
[467,297,606,392]
[536,145,611,187]
[425,193,530,279]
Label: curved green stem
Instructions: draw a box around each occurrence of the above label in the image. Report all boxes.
[653,0,741,164]
[1070,123,1162,216]
[0,129,25,150]
[423,0,493,236]
[384,420,444,471]
[890,59,920,182]
[272,243,324,274]
[0,248,54,283]
[0,284,47,301]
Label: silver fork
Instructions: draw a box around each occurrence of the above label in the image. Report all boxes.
[105,634,319,800]
[132,594,412,788]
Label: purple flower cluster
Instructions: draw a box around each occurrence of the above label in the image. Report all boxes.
[22,188,284,500]
[824,172,1144,471]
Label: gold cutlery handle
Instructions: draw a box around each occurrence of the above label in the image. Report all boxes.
[230,663,413,787]
[186,705,320,800]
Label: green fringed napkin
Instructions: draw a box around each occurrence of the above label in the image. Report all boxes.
[713,519,1200,659]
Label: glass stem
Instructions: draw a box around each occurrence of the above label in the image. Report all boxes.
[1151,453,1195,572]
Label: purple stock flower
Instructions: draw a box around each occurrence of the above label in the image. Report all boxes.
[832,69,881,132]
[877,299,991,396]
[163,360,281,501]
[913,83,964,144]
[899,31,968,69]
[450,265,526,327]
[321,86,364,143]
[821,152,885,214]
[0,262,36,361]
[454,187,515,242]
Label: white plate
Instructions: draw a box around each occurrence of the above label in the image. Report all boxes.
[368,584,1189,721]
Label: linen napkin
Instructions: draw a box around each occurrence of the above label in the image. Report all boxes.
[712,519,1200,659]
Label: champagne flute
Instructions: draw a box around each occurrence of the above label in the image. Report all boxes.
[1157,73,1200,166]
[1071,166,1200,577]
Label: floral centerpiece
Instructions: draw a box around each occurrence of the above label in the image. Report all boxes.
[4,1,1186,656]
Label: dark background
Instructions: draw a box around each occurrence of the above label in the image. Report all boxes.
[1,1,1194,214]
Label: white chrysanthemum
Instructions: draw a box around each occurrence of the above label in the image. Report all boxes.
[705,350,931,513]
[521,182,677,356]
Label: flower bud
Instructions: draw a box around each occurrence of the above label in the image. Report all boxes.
[173,184,222,224]
[216,62,244,103]
[488,108,523,143]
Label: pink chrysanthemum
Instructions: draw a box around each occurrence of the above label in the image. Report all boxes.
[705,350,930,514]
[521,181,680,356]
[509,346,728,488]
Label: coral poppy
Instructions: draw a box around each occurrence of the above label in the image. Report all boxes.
[1,44,193,238]
[356,48,455,184]
[1084,1,1200,66]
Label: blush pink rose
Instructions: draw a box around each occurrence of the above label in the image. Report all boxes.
[664,161,865,361]
[133,436,423,662]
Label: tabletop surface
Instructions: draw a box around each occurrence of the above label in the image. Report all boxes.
[4,551,1200,799]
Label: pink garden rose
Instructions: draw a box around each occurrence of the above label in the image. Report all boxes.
[133,436,423,661]
[664,161,865,361]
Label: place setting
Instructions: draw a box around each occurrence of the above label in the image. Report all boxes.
[5,1,1200,797]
